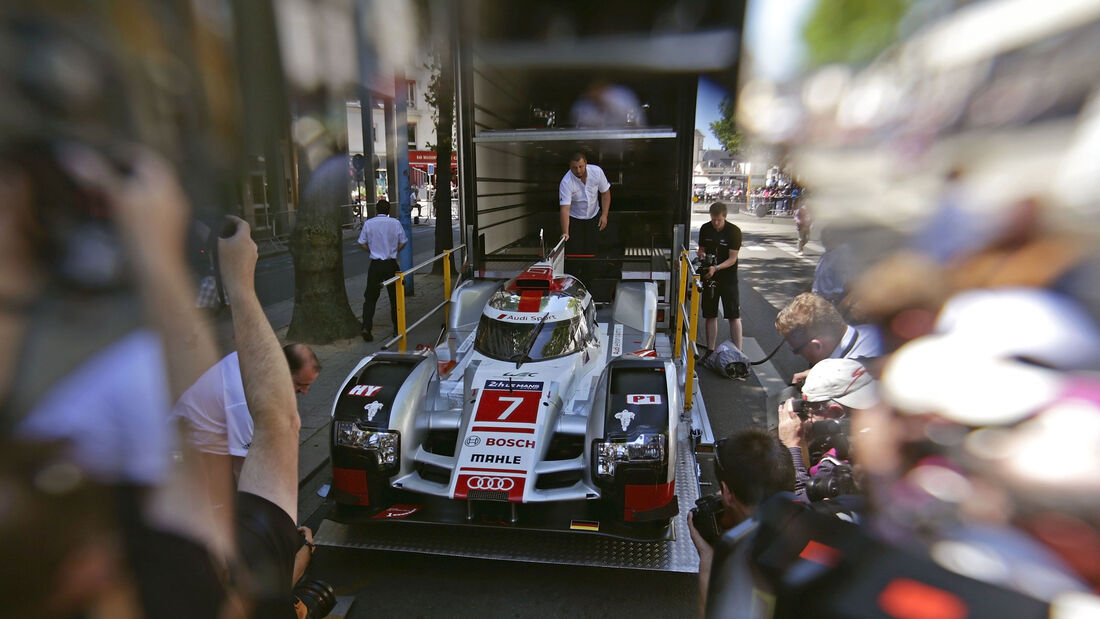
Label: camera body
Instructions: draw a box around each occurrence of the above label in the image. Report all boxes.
[806,462,857,501]
[805,419,860,501]
[691,254,719,292]
[690,494,726,545]
[790,398,806,418]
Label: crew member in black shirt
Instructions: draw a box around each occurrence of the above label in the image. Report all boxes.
[697,201,743,353]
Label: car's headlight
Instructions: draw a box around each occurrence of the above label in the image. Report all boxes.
[595,433,666,478]
[335,422,399,467]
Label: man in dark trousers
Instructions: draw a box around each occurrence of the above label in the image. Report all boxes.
[697,201,743,353]
[358,198,407,341]
[559,151,611,283]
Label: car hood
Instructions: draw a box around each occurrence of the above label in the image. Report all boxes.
[448,354,583,502]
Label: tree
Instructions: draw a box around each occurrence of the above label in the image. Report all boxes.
[708,95,743,155]
[802,0,910,68]
[287,154,363,343]
[422,1,456,275]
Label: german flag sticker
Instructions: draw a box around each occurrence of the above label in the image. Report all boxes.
[570,520,600,532]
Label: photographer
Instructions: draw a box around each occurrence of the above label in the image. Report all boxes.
[697,202,743,353]
[778,358,877,504]
[688,430,795,611]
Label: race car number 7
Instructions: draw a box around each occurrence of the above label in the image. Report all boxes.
[496,396,524,420]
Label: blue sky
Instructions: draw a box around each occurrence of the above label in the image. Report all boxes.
[695,77,730,150]
[695,0,812,151]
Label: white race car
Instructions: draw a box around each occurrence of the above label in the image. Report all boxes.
[328,252,682,539]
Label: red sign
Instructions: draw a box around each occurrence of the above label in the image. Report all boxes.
[475,389,541,425]
[409,150,458,166]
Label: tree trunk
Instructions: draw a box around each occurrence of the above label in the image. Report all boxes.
[287,155,362,343]
[431,37,455,275]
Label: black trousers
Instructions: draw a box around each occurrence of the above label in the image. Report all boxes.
[362,258,399,332]
[565,215,599,283]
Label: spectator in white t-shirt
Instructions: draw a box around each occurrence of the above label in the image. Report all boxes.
[173,343,320,485]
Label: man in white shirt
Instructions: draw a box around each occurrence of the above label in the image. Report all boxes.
[173,343,321,483]
[559,152,611,278]
[358,199,408,341]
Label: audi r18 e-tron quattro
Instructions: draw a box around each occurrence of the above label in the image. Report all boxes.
[328,252,682,539]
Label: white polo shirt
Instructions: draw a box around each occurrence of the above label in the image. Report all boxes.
[559,164,611,220]
[358,215,407,260]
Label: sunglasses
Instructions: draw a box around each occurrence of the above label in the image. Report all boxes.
[789,339,813,355]
[801,398,843,418]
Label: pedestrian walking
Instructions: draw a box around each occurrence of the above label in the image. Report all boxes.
[794,199,812,255]
[358,198,407,341]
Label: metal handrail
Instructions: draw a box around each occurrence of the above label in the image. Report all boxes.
[381,299,449,350]
[381,243,467,287]
[672,250,702,410]
[545,235,567,260]
[376,244,467,352]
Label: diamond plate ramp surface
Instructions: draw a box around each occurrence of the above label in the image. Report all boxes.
[314,431,702,573]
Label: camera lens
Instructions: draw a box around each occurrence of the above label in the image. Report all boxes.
[293,579,336,619]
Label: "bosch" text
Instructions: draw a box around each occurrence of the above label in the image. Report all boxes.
[485,438,535,448]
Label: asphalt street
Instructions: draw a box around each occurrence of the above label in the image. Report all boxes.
[290,208,820,618]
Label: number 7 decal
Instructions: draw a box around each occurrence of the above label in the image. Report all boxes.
[497,396,524,420]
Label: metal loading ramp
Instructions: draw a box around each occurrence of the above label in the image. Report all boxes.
[313,428,702,573]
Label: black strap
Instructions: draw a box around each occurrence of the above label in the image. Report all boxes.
[749,340,785,366]
[838,328,859,359]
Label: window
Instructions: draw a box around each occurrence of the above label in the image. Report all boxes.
[407,123,417,148]
[406,80,416,107]
[474,313,591,363]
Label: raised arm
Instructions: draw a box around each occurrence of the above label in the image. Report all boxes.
[219,217,300,522]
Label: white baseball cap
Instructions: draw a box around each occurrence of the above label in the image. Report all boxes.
[802,358,879,410]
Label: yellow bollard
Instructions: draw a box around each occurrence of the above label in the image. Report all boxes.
[685,274,701,410]
[673,252,687,359]
[396,274,407,352]
[443,249,452,325]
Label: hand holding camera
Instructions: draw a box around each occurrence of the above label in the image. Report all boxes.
[691,254,720,291]
[778,398,805,449]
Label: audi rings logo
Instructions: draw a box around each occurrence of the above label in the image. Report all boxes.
[464,436,481,447]
[466,476,514,491]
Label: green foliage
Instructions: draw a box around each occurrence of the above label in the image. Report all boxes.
[802,0,910,68]
[708,96,743,155]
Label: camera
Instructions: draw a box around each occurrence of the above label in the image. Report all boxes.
[806,462,858,501]
[293,578,337,619]
[806,419,851,464]
[790,398,807,419]
[691,254,719,293]
[690,494,726,546]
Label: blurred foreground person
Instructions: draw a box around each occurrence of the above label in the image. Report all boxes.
[880,335,1100,602]
[0,148,309,617]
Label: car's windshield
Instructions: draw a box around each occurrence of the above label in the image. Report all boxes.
[474,313,591,362]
